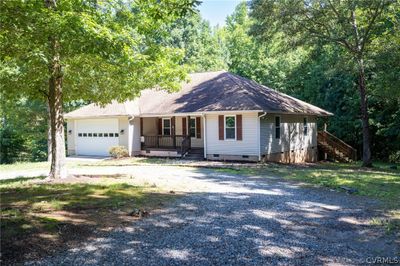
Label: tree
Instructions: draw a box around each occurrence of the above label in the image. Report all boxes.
[0,98,48,164]
[250,0,397,167]
[0,0,198,178]
[224,2,267,81]
[163,11,228,72]
[223,2,308,90]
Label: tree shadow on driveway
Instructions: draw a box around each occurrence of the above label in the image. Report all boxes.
[31,167,399,265]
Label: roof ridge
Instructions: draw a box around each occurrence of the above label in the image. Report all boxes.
[225,72,264,108]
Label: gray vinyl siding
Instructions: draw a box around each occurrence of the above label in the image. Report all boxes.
[260,114,317,155]
[205,113,259,156]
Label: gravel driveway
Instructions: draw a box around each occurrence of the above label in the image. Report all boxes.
[29,166,398,265]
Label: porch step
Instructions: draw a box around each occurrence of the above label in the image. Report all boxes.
[183,148,204,160]
[189,148,204,154]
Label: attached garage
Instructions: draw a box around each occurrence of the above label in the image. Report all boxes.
[75,119,119,156]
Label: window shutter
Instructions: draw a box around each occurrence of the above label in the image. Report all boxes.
[140,118,143,136]
[218,115,224,140]
[158,118,162,135]
[196,117,201,139]
[236,114,242,140]
[182,117,187,135]
[171,117,176,135]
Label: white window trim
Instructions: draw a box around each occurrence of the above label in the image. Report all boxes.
[275,115,281,139]
[303,117,308,136]
[162,117,171,136]
[224,115,236,141]
[189,117,196,138]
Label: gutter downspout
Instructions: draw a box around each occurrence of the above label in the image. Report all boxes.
[202,113,207,160]
[128,116,135,156]
[258,112,267,161]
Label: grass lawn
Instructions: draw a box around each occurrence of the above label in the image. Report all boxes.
[0,176,178,264]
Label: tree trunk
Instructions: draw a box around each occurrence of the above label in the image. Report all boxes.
[357,57,372,167]
[47,102,52,162]
[46,0,66,178]
[48,41,66,178]
[351,10,372,167]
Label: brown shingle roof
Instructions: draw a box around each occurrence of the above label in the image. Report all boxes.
[64,100,139,119]
[65,71,332,118]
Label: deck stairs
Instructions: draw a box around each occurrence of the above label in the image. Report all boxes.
[317,131,357,162]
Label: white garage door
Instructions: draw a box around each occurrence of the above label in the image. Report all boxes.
[76,119,119,156]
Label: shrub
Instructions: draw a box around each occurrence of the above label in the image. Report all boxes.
[389,151,400,163]
[108,146,129,158]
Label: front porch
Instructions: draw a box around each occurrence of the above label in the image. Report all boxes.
[139,116,204,158]
[141,135,191,156]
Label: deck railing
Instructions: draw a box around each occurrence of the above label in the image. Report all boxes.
[141,135,190,151]
[317,131,357,161]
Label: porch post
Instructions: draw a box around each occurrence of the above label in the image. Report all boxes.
[202,114,206,159]
[187,115,191,149]
[172,116,176,149]
[324,120,327,160]
[156,118,160,148]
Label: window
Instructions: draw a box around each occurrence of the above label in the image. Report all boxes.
[189,118,196,138]
[115,133,119,137]
[83,133,87,137]
[93,133,97,137]
[162,118,171,136]
[109,133,114,137]
[98,133,103,137]
[303,117,308,136]
[275,116,281,139]
[78,133,82,137]
[88,133,92,137]
[104,133,108,137]
[225,116,236,140]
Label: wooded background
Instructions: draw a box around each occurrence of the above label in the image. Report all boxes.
[1,1,399,164]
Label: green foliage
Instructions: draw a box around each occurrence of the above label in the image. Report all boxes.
[230,0,399,161]
[109,146,129,158]
[0,0,198,104]
[389,151,400,164]
[0,99,48,163]
[163,11,228,72]
[0,0,198,165]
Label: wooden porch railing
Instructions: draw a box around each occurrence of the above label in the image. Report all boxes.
[317,131,357,161]
[180,135,190,156]
[141,135,191,152]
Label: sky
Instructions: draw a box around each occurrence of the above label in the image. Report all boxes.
[198,0,243,26]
